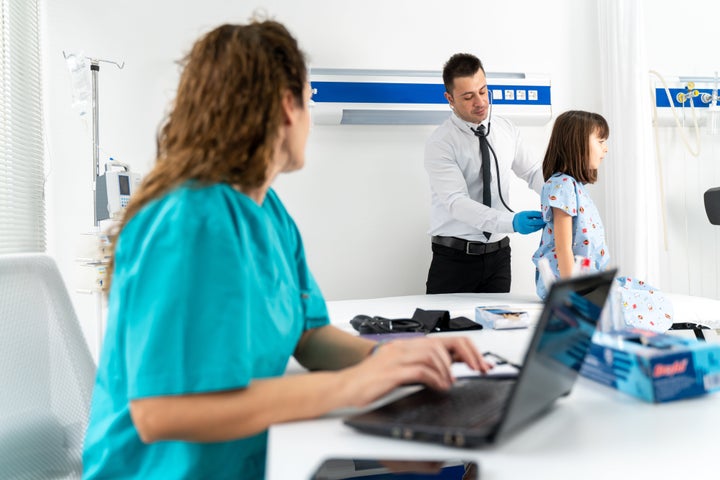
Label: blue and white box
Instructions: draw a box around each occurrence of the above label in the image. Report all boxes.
[580,329,720,403]
[474,306,530,330]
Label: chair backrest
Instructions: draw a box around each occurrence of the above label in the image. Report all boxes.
[0,254,96,479]
[704,187,720,225]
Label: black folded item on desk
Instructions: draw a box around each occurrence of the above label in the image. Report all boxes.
[349,308,482,335]
[412,308,483,333]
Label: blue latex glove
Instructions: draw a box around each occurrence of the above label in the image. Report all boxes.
[512,210,544,234]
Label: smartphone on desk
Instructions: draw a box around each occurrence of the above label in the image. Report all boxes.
[310,457,479,479]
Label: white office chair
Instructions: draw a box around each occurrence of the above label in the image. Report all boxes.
[0,254,96,479]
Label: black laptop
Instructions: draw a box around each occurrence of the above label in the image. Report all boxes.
[344,269,617,447]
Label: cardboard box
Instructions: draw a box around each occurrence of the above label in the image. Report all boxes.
[474,305,530,330]
[580,329,720,403]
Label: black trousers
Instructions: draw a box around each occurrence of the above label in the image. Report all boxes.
[426,242,512,294]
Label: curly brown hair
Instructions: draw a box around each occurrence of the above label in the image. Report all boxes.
[103,20,307,292]
[542,110,609,184]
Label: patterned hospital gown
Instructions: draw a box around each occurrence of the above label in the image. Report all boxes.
[532,173,609,299]
[532,172,673,332]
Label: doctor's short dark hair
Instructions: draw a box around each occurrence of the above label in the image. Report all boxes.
[542,110,609,184]
[442,53,485,93]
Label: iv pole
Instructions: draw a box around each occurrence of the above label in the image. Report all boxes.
[62,52,125,225]
[91,61,99,226]
[88,57,125,225]
[62,52,124,356]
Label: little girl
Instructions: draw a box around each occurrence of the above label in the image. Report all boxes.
[532,110,673,332]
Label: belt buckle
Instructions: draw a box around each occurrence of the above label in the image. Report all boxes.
[465,241,484,255]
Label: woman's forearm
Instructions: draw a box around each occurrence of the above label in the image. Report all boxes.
[130,370,352,443]
[130,326,375,443]
[130,329,487,445]
[294,325,376,370]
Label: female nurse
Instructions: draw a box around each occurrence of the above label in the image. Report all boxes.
[81,19,489,479]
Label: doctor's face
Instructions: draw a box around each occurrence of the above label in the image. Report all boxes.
[445,69,489,124]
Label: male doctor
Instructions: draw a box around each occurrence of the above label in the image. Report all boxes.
[425,53,544,294]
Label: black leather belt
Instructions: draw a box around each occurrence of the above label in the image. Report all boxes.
[431,236,510,255]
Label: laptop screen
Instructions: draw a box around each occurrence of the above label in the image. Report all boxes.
[495,269,615,440]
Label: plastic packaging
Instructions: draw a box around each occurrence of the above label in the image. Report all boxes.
[598,280,624,333]
[537,257,555,292]
[572,255,592,276]
[64,51,91,117]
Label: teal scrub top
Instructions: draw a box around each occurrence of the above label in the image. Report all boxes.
[82,184,330,479]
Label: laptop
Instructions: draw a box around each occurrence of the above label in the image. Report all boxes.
[344,269,617,448]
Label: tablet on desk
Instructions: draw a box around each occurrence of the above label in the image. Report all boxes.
[310,458,479,479]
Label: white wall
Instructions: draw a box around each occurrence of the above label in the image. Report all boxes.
[643,0,720,299]
[42,0,602,358]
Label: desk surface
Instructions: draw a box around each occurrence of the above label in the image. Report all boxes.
[268,293,720,480]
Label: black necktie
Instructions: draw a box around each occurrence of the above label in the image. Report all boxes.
[473,125,492,240]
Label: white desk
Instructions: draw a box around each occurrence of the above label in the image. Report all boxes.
[268,294,720,480]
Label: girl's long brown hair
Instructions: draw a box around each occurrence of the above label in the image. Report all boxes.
[542,110,609,183]
[104,20,307,292]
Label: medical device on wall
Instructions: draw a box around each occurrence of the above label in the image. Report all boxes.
[95,161,141,221]
[651,72,720,134]
[309,68,552,125]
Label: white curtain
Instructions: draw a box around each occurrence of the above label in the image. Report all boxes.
[597,0,663,283]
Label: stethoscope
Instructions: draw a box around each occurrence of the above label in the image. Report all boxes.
[468,93,514,213]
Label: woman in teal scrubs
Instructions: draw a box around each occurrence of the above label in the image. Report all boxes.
[81,19,489,479]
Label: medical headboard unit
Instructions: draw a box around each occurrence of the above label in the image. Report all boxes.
[309,68,552,126]
[651,73,720,128]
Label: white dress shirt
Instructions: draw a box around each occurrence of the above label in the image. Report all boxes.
[424,112,544,243]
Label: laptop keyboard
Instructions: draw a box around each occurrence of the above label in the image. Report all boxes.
[389,378,515,428]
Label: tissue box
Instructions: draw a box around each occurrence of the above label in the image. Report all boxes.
[474,306,530,330]
[580,329,720,403]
